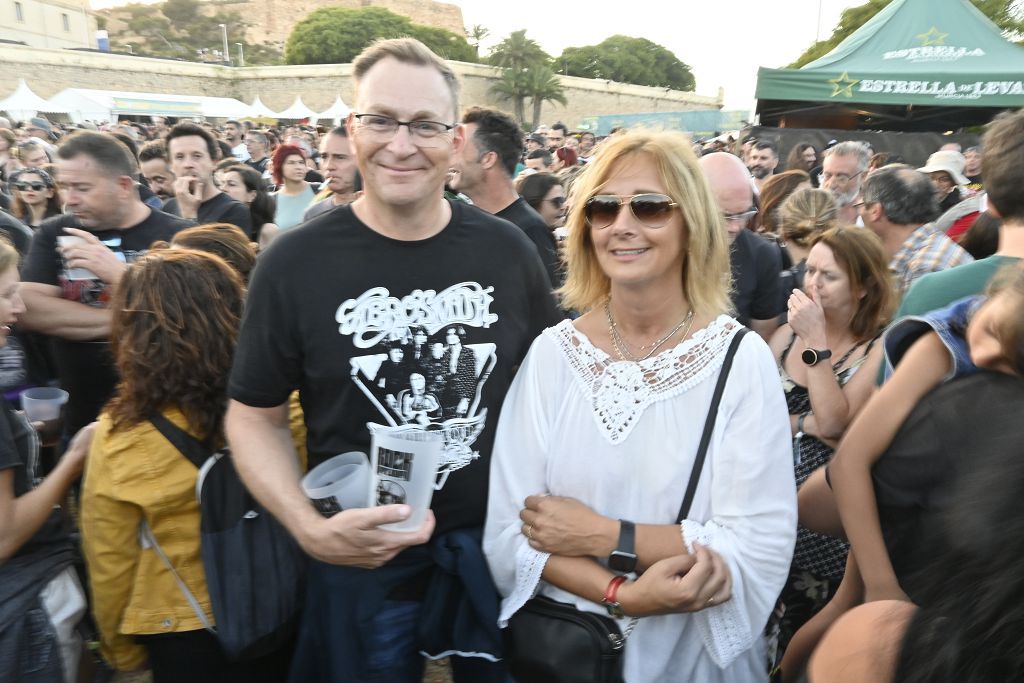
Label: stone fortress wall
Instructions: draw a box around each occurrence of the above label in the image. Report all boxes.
[0,44,724,127]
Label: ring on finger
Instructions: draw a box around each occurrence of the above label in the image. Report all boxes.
[706,595,715,605]
[526,524,534,541]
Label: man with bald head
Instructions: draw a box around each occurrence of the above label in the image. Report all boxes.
[700,152,783,340]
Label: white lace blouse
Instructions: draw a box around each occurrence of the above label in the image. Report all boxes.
[483,317,797,683]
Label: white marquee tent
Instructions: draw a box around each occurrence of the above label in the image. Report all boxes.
[275,95,317,121]
[0,79,72,121]
[45,88,254,123]
[247,95,279,118]
[317,95,350,124]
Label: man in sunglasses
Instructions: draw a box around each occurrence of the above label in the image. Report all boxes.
[226,38,561,681]
[449,106,558,287]
[700,152,784,341]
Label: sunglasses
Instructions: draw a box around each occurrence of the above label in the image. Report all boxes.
[584,193,679,229]
[14,182,48,192]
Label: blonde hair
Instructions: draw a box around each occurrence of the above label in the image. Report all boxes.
[780,187,837,248]
[0,237,16,273]
[558,129,731,317]
[353,38,460,121]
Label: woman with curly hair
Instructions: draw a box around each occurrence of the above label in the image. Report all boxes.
[80,249,295,682]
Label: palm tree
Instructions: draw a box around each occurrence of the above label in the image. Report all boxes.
[467,24,489,59]
[488,68,528,125]
[487,30,551,128]
[526,65,567,130]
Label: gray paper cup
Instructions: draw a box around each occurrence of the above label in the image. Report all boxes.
[302,451,371,517]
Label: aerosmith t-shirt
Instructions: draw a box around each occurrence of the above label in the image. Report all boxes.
[229,201,562,534]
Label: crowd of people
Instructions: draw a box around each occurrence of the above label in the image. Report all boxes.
[1,35,1023,683]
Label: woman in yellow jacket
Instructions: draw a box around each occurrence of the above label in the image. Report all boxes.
[80,248,302,682]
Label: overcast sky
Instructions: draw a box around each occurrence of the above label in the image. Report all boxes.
[90,0,866,111]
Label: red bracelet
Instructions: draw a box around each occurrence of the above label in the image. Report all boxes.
[602,575,628,617]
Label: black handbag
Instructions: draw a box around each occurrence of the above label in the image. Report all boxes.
[504,328,748,683]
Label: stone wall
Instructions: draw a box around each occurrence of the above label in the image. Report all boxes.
[0,44,724,127]
[102,0,465,53]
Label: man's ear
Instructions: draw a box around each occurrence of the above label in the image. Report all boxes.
[479,150,498,171]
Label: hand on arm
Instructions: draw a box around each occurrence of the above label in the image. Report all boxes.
[226,400,432,568]
[828,332,949,602]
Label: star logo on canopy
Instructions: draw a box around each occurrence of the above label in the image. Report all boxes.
[917,26,949,46]
[828,72,860,98]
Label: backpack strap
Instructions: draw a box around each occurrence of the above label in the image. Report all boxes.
[150,413,210,470]
[675,327,749,523]
[139,520,216,634]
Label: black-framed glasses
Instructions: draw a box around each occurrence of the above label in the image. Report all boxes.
[14,182,47,192]
[723,208,758,224]
[584,193,679,229]
[819,170,864,184]
[352,114,455,142]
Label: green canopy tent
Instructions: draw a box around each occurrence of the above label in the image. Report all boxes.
[755,0,1024,130]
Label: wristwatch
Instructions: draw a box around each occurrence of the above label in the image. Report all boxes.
[608,520,638,573]
[801,347,832,367]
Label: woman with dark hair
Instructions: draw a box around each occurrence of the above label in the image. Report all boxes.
[219,164,279,249]
[786,143,817,173]
[80,250,296,682]
[517,172,565,230]
[9,167,61,229]
[271,143,315,231]
[756,170,810,235]
[767,225,894,674]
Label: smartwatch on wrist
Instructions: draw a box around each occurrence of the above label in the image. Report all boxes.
[608,519,638,573]
[801,347,832,367]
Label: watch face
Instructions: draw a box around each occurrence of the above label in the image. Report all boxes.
[609,551,638,573]
[802,348,818,366]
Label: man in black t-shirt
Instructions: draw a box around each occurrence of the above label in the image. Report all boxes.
[163,122,254,238]
[701,152,783,340]
[226,38,560,681]
[20,131,191,434]
[243,130,271,177]
[450,106,559,288]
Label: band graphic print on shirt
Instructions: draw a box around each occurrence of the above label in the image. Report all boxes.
[338,282,498,489]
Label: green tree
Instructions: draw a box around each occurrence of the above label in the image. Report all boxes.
[558,36,695,91]
[790,0,1024,67]
[285,6,475,65]
[525,65,567,130]
[467,24,489,59]
[486,30,551,127]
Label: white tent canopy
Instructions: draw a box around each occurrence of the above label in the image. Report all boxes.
[317,95,350,124]
[45,88,253,123]
[275,95,317,121]
[0,79,72,121]
[247,95,279,118]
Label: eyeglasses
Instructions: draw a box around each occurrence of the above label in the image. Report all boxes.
[819,171,864,184]
[14,182,47,192]
[723,208,758,224]
[353,114,455,145]
[545,196,566,208]
[584,194,679,229]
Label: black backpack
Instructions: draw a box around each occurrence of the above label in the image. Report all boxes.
[142,414,306,660]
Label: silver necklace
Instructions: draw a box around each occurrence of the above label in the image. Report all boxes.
[604,299,695,362]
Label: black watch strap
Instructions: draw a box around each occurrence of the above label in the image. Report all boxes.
[609,519,637,572]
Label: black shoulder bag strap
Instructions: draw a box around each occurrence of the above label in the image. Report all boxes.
[675,327,749,523]
[150,413,209,470]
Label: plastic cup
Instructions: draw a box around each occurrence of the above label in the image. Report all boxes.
[301,451,371,518]
[20,387,69,447]
[370,428,443,532]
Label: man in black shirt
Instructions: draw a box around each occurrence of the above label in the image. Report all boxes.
[700,152,783,340]
[450,106,558,287]
[226,38,560,681]
[163,122,254,238]
[243,129,271,176]
[20,131,191,434]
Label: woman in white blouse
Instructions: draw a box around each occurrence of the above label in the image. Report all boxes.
[483,130,797,682]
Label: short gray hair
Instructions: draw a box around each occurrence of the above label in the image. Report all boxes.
[823,141,871,173]
[862,164,939,226]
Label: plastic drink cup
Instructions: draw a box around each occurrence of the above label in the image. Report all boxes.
[301,452,372,518]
